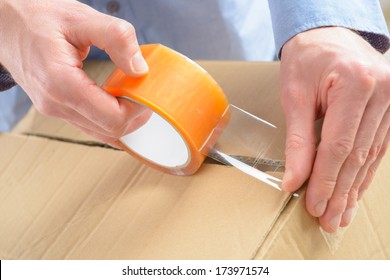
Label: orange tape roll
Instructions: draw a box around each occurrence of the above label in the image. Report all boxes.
[103,44,230,175]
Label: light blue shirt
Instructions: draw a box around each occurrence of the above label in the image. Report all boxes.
[84,0,276,60]
[1,0,388,131]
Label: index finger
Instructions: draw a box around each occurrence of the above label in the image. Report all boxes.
[57,65,146,138]
[305,71,374,218]
[65,3,148,76]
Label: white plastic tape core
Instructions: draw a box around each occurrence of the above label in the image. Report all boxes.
[120,112,190,168]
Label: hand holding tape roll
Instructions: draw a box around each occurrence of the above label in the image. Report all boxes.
[103,44,288,193]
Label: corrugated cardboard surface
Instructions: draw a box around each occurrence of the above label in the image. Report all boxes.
[255,168,390,259]
[2,61,390,259]
[0,133,291,259]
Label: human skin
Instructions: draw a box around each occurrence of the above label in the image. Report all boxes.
[0,0,149,148]
[1,1,389,232]
[281,27,390,232]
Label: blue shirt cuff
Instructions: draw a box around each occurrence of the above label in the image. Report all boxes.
[268,0,390,58]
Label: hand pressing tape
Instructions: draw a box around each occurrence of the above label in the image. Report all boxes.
[103,44,230,175]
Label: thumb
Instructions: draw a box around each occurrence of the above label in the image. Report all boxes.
[281,87,317,192]
[66,6,148,76]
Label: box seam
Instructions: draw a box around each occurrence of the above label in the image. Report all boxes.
[249,189,303,260]
[21,132,118,151]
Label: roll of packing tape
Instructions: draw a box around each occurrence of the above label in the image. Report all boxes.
[103,44,230,175]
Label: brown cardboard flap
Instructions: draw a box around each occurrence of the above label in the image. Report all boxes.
[5,60,390,260]
[0,133,291,259]
[255,156,390,259]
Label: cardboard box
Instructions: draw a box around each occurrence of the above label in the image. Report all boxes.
[1,61,389,259]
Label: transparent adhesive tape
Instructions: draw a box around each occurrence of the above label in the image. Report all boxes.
[205,105,285,191]
[103,44,285,193]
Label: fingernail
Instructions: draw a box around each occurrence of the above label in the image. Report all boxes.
[342,207,355,226]
[131,51,149,74]
[314,199,327,217]
[329,213,342,232]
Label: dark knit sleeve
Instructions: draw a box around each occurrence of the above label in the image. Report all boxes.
[0,64,16,92]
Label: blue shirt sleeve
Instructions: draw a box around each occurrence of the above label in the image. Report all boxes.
[268,0,390,57]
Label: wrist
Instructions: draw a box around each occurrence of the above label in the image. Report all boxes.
[282,27,369,59]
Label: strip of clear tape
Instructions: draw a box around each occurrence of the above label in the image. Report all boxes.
[204,104,299,197]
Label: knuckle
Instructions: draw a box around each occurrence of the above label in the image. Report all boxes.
[350,62,376,90]
[348,147,369,167]
[316,173,338,195]
[107,19,136,44]
[285,133,308,151]
[348,184,359,202]
[325,137,354,161]
[327,188,351,210]
[366,144,381,163]
[332,187,350,206]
